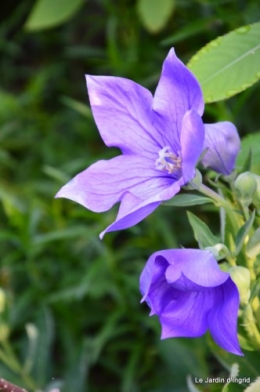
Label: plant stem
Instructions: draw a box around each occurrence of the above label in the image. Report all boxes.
[195,183,230,209]
[192,182,241,235]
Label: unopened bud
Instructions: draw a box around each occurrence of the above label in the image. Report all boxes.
[235,171,257,207]
[205,243,229,260]
[229,266,251,306]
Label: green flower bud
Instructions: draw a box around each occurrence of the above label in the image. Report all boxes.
[205,243,229,260]
[235,171,257,207]
[229,266,251,306]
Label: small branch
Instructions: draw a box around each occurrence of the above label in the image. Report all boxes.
[0,378,28,392]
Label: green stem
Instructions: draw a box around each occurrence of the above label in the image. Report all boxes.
[192,182,241,234]
[0,348,20,372]
[189,182,244,264]
[247,256,256,282]
[190,182,229,207]
[241,204,250,221]
[226,176,250,221]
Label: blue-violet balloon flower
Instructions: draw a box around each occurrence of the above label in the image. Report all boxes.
[56,48,240,238]
[140,248,243,356]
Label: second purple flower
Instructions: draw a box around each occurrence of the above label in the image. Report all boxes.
[140,248,243,356]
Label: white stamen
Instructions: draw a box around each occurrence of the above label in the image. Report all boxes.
[155,146,181,174]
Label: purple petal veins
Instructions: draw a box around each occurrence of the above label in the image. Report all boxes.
[140,249,243,356]
[201,122,241,175]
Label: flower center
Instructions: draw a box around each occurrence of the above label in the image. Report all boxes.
[155,146,182,174]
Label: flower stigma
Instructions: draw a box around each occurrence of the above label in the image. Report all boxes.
[155,146,182,174]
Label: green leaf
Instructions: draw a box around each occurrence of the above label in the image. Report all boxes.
[187,211,219,248]
[163,193,213,207]
[31,307,55,385]
[42,165,70,183]
[222,383,244,392]
[137,0,175,34]
[239,148,252,174]
[60,96,93,118]
[246,228,260,258]
[188,22,260,102]
[235,210,255,255]
[186,375,202,392]
[24,0,85,31]
[237,132,260,174]
[161,16,215,46]
[238,333,255,351]
[33,226,91,245]
[63,340,90,392]
[207,336,260,380]
[159,338,208,388]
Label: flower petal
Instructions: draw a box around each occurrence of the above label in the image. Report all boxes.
[56,155,175,213]
[140,253,167,299]
[100,196,160,239]
[86,75,161,156]
[180,110,205,183]
[152,48,204,149]
[140,248,242,355]
[165,249,228,288]
[208,278,243,355]
[160,290,209,338]
[100,175,183,238]
[201,122,241,175]
[140,253,172,316]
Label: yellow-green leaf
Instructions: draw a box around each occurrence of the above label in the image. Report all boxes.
[188,22,260,102]
[25,0,85,31]
[137,0,175,34]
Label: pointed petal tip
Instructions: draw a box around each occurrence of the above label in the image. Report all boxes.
[166,47,176,60]
[160,331,167,340]
[54,188,65,199]
[85,74,95,89]
[235,348,244,356]
[86,74,95,85]
[224,344,244,356]
[99,230,105,240]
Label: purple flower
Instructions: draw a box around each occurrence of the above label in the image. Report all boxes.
[201,122,240,175]
[55,49,238,237]
[140,248,243,355]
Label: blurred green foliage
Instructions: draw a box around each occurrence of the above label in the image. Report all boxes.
[0,0,260,391]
